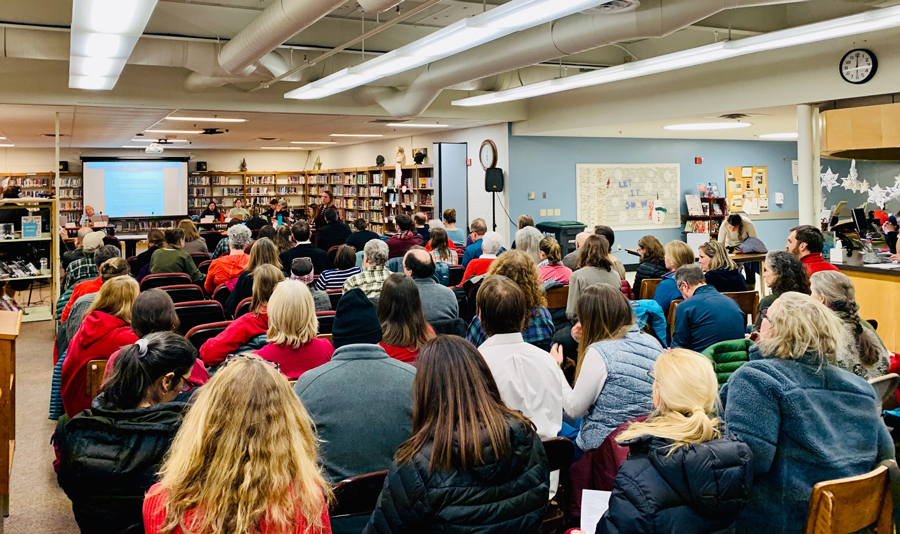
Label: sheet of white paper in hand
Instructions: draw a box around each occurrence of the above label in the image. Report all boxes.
[581,490,612,533]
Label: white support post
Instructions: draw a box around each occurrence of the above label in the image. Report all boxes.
[797,104,817,226]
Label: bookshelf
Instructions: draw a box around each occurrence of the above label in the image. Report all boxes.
[1,172,83,222]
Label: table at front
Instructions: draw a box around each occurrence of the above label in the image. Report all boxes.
[839,264,900,353]
[116,235,148,258]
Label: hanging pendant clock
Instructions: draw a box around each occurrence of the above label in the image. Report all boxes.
[840,49,877,84]
[480,139,498,170]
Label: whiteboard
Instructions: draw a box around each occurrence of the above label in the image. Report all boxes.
[576,163,681,231]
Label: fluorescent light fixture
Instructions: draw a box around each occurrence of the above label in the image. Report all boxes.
[0,144,14,148]
[386,123,450,128]
[131,138,189,143]
[260,147,305,150]
[286,0,618,100]
[759,132,799,139]
[454,5,900,107]
[291,141,338,144]
[69,0,158,90]
[664,123,752,131]
[330,134,383,138]
[0,137,5,140]
[145,129,203,134]
[121,145,146,148]
[166,116,247,123]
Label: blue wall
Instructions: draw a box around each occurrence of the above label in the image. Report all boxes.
[820,159,900,216]
[508,136,799,264]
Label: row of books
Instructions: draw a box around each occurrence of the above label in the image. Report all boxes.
[58,190,82,199]
[60,200,83,211]
[246,175,276,185]
[683,220,723,234]
[10,178,49,188]
[0,261,41,279]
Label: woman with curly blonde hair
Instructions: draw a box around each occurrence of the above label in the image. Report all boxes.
[466,249,554,351]
[143,356,332,534]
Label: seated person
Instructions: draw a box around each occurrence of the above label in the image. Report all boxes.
[403,248,458,324]
[61,277,140,417]
[133,228,165,275]
[227,198,249,220]
[753,250,810,331]
[428,228,458,265]
[653,240,696,318]
[223,237,280,318]
[56,332,197,534]
[698,240,747,293]
[62,227,92,271]
[562,226,627,280]
[413,212,430,243]
[442,208,466,246]
[210,218,244,260]
[279,220,329,275]
[78,205,95,227]
[290,258,331,312]
[314,245,361,292]
[786,224,839,275]
[65,231,106,289]
[199,264,283,367]
[343,239,391,299]
[149,228,205,286]
[377,274,435,365]
[459,231,503,284]
[538,237,572,285]
[178,219,208,255]
[315,207,352,254]
[566,235,621,322]
[204,224,251,294]
[633,235,669,298]
[61,246,122,323]
[386,213,424,259]
[256,279,333,380]
[345,218,381,252]
[672,266,745,352]
[461,218,488,267]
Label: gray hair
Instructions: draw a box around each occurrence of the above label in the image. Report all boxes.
[674,265,705,288]
[482,231,503,255]
[515,226,543,263]
[93,244,121,266]
[809,270,855,307]
[364,239,389,266]
[428,219,445,230]
[227,224,252,250]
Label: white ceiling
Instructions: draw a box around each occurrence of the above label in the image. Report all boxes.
[0,104,497,149]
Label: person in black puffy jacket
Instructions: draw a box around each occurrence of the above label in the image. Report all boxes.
[595,348,752,534]
[633,236,669,299]
[365,335,550,534]
[55,332,197,534]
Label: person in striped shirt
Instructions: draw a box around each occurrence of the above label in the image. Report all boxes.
[315,244,361,291]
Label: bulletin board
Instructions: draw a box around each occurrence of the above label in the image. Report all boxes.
[725,166,769,214]
[576,163,681,231]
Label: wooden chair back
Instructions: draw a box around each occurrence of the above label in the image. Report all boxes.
[803,461,893,534]
[317,333,333,345]
[639,278,663,300]
[85,359,107,400]
[667,299,683,336]
[329,470,389,520]
[722,290,761,325]
[545,286,569,309]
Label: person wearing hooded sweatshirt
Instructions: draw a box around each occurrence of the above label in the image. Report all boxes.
[294,287,415,534]
[61,276,140,418]
[56,333,197,534]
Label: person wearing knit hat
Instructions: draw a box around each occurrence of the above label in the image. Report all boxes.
[294,287,415,529]
[64,232,108,289]
[291,258,332,312]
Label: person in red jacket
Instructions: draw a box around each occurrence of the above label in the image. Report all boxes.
[458,231,503,286]
[255,279,334,379]
[787,225,839,275]
[199,264,283,367]
[61,276,140,417]
[386,213,423,259]
[376,274,435,365]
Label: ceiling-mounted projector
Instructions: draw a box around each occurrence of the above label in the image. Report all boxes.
[145,143,164,154]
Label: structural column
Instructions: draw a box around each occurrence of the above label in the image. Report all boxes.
[796,104,819,226]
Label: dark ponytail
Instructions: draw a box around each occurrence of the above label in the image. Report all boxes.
[99,331,197,410]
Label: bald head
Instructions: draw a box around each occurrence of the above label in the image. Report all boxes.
[403,246,435,278]
[575,232,591,249]
[76,226,92,246]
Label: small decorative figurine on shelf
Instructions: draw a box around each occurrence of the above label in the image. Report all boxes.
[376,155,385,167]
[313,156,322,170]
[395,146,407,166]
[413,151,426,164]
[239,158,247,172]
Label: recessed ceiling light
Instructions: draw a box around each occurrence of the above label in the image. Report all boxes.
[122,145,145,148]
[0,144,14,148]
[663,123,753,131]
[260,147,305,150]
[145,129,202,134]
[0,137,5,140]
[386,123,450,128]
[166,116,247,123]
[758,132,799,139]
[330,134,383,138]
[291,141,338,144]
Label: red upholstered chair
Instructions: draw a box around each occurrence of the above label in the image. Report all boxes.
[174,301,225,336]
[326,289,342,310]
[316,311,337,334]
[234,297,253,319]
[140,273,192,291]
[198,259,212,275]
[158,284,205,304]
[190,253,211,267]
[212,284,231,307]
[448,265,465,286]
[185,320,233,352]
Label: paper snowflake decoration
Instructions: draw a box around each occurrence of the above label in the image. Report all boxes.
[841,175,859,192]
[868,184,892,208]
[858,179,870,194]
[887,174,900,202]
[820,167,840,192]
[849,160,859,181]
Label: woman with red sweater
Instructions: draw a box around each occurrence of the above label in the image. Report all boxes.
[61,276,140,417]
[256,280,334,379]
[377,274,435,365]
[199,264,283,367]
[143,356,333,534]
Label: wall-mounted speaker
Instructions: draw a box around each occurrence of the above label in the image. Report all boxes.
[59,161,68,172]
[197,161,208,172]
[485,167,504,192]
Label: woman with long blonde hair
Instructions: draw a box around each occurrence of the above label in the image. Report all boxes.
[61,276,140,417]
[143,356,332,534]
[590,349,752,534]
[698,240,747,293]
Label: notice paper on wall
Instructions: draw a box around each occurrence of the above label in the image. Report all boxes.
[581,490,612,533]
[576,163,681,231]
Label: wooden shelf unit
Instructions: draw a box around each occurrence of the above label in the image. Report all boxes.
[0,172,83,222]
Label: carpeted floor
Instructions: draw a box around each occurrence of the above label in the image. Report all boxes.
[4,320,78,533]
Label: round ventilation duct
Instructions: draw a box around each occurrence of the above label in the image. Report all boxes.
[358,0,404,13]
[583,0,640,14]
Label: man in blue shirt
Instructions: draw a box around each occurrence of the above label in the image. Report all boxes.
[672,265,745,352]
[461,218,488,267]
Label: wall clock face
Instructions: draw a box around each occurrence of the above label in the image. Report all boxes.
[480,140,497,170]
[840,49,877,84]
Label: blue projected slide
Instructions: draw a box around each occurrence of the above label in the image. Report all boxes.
[83,160,187,218]
[105,169,165,216]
